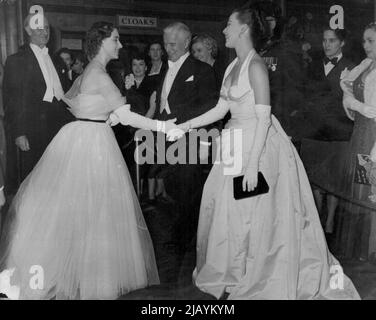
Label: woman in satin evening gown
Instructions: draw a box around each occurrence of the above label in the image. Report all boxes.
[0,22,179,300]
[178,5,360,300]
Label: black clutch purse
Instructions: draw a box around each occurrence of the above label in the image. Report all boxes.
[233,172,269,200]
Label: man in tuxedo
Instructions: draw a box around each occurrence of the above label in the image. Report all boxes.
[154,22,217,281]
[301,27,355,239]
[3,13,73,194]
[302,27,355,142]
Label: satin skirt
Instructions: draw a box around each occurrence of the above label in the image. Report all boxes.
[0,121,159,299]
[193,116,360,300]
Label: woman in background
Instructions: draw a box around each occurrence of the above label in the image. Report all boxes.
[125,54,156,118]
[339,23,376,261]
[71,51,87,82]
[191,34,225,91]
[147,42,167,91]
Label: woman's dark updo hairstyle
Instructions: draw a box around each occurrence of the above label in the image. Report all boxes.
[85,21,115,60]
[232,3,268,48]
[254,1,284,41]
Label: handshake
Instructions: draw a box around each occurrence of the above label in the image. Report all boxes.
[161,119,191,142]
[107,106,191,142]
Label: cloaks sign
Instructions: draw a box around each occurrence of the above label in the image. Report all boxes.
[117,15,157,28]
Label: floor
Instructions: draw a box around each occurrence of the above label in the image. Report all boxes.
[118,199,376,300]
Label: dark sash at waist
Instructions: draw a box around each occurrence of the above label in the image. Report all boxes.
[76,118,106,123]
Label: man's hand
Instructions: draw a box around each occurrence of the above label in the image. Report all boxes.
[15,136,30,151]
[125,74,135,90]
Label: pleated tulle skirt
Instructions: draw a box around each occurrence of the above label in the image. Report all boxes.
[0,121,159,299]
[193,116,360,300]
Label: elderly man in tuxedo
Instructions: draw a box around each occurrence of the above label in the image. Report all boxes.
[152,22,217,281]
[3,13,73,194]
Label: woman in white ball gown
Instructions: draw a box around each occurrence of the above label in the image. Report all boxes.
[0,22,178,300]
[178,5,360,299]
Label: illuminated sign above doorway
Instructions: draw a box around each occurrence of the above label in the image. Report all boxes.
[117,15,157,28]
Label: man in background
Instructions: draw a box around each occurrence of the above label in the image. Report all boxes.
[3,12,73,194]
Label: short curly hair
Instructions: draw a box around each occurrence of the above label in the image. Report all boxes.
[85,21,115,60]
[192,34,218,59]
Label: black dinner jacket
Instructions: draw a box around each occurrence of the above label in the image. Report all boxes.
[308,55,355,100]
[3,45,73,141]
[305,54,355,141]
[155,55,218,124]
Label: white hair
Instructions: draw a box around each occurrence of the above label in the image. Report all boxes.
[23,12,48,31]
[164,22,192,43]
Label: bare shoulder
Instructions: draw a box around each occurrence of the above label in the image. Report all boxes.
[80,63,112,92]
[248,54,268,83]
[248,54,268,74]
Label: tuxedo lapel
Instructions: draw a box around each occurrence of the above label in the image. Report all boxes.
[168,56,193,101]
[312,58,325,80]
[25,46,47,92]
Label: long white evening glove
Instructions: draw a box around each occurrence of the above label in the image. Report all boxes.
[184,95,229,130]
[246,104,272,169]
[242,104,272,192]
[108,105,177,133]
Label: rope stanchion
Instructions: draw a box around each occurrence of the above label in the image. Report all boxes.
[134,133,143,199]
[312,183,376,211]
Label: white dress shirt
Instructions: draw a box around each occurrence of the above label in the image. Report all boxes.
[324,52,343,76]
[160,52,190,114]
[30,43,64,102]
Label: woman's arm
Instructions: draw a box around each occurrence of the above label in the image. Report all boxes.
[243,57,272,192]
[180,94,229,130]
[246,59,272,169]
[111,105,175,132]
[96,74,176,132]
